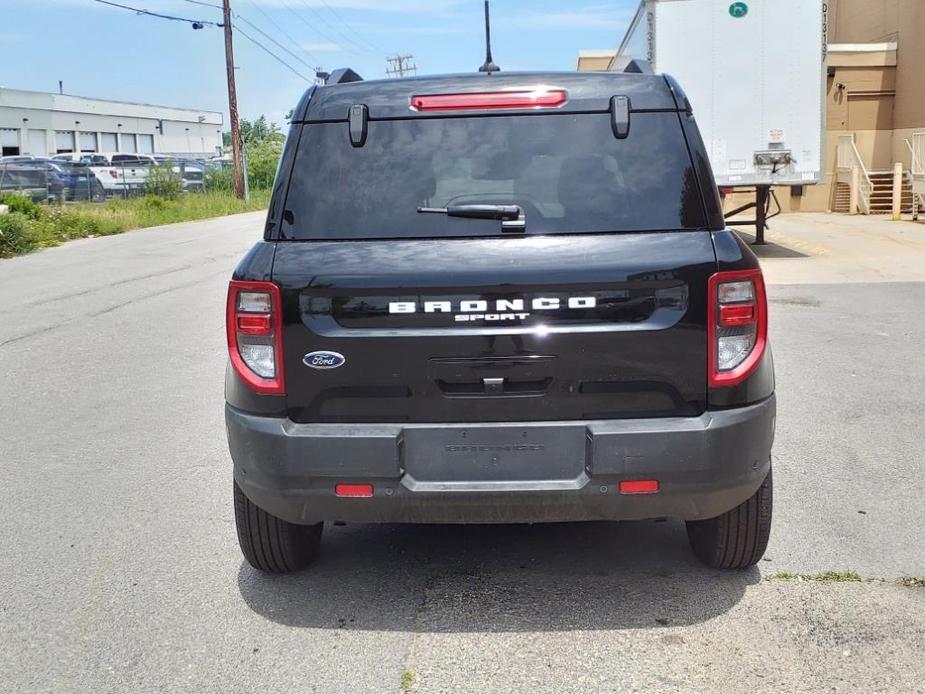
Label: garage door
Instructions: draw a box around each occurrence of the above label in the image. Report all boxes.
[55,130,75,153]
[138,134,154,153]
[1,128,19,156]
[101,132,117,151]
[79,132,98,152]
[28,129,46,156]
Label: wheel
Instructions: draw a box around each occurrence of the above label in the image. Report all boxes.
[686,467,772,569]
[234,480,322,573]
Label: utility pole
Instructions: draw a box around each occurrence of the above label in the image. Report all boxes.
[386,54,417,78]
[222,0,245,199]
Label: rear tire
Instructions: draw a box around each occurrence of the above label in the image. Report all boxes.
[686,466,772,569]
[234,481,322,573]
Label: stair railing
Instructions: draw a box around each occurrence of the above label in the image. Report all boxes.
[836,134,872,214]
[906,133,925,216]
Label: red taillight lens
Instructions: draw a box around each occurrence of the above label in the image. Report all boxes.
[335,484,374,498]
[411,88,567,112]
[708,269,767,387]
[236,314,271,335]
[619,479,660,495]
[718,303,755,326]
[108,169,118,178]
[226,280,285,395]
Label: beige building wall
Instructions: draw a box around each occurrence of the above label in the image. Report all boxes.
[830,0,925,171]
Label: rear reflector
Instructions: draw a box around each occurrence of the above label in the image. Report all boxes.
[718,303,756,326]
[335,484,374,498]
[619,479,660,495]
[236,313,272,335]
[411,89,567,112]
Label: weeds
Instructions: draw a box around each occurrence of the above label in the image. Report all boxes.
[0,190,269,258]
[771,570,862,582]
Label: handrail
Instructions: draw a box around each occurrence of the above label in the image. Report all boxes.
[906,135,925,216]
[836,134,872,214]
[907,133,925,176]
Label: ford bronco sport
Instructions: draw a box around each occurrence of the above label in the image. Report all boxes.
[225,67,775,573]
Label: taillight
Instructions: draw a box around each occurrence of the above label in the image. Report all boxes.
[108,169,118,178]
[410,88,567,112]
[708,269,767,387]
[226,280,285,394]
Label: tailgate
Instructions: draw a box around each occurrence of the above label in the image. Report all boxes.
[274,232,716,423]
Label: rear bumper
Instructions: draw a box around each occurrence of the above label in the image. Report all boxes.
[226,395,775,525]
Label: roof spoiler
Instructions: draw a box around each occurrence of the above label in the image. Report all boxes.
[624,59,654,74]
[325,68,364,85]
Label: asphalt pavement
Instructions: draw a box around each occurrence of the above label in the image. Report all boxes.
[0,212,923,693]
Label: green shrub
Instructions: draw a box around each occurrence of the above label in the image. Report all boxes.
[0,193,43,220]
[204,165,234,193]
[144,163,183,199]
[0,212,37,257]
[140,195,169,211]
[246,140,283,190]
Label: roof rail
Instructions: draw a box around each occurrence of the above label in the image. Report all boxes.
[624,59,654,75]
[325,68,364,85]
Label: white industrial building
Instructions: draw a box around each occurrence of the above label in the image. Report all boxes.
[0,87,223,159]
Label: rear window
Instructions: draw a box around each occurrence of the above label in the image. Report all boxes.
[281,112,706,240]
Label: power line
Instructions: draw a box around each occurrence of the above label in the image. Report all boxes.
[178,0,222,9]
[239,0,324,68]
[235,13,317,72]
[233,25,312,82]
[90,0,222,27]
[317,0,385,54]
[386,54,417,78]
[285,0,378,58]
[94,0,311,84]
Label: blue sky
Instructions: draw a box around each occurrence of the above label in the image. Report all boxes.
[2,0,637,127]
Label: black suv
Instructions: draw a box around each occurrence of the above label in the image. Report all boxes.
[225,69,775,573]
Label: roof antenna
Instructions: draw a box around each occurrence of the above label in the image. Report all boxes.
[478,0,500,74]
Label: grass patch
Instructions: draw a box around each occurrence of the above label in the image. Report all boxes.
[771,570,862,583]
[400,668,414,692]
[1,190,269,258]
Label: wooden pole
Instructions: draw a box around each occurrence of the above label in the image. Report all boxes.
[222,0,245,199]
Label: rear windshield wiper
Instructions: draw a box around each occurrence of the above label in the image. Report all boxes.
[417,204,526,232]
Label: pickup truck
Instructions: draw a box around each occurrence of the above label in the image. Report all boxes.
[88,155,150,197]
[225,68,776,573]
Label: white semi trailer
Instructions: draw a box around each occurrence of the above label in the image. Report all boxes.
[614,0,827,241]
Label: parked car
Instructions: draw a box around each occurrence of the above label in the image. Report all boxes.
[47,161,105,201]
[88,155,151,197]
[225,69,776,573]
[51,153,112,167]
[0,162,65,202]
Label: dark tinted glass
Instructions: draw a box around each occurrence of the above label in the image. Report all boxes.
[282,112,705,240]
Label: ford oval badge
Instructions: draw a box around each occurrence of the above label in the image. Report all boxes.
[303,351,346,369]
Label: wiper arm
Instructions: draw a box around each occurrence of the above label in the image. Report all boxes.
[417,204,526,232]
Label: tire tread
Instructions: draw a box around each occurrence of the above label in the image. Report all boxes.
[686,467,772,570]
[234,481,322,573]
